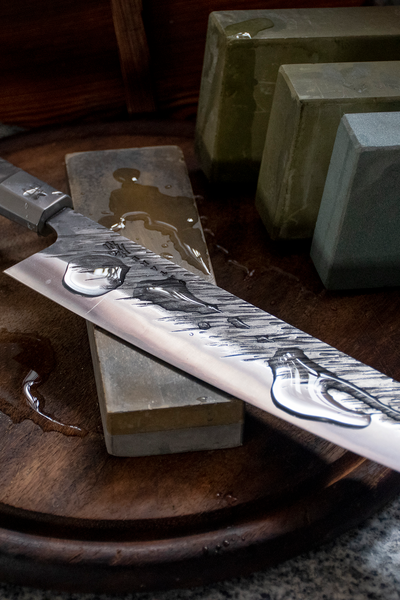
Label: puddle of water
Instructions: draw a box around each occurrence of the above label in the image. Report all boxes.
[0,330,87,437]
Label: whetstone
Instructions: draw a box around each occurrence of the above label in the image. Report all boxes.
[255,61,400,240]
[311,112,400,290]
[66,146,243,456]
[195,6,400,183]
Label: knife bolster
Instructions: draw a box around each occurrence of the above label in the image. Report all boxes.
[0,159,73,235]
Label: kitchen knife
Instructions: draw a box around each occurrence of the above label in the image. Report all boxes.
[1,157,400,471]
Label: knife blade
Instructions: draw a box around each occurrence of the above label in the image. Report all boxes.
[1,157,400,471]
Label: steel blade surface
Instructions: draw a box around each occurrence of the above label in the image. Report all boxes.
[6,208,400,471]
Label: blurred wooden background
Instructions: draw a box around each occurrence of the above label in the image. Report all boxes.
[0,0,368,128]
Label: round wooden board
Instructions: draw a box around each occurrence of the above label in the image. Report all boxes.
[0,121,399,594]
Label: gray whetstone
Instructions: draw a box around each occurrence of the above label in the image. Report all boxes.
[311,112,400,290]
[195,6,400,183]
[66,146,243,456]
[255,61,400,240]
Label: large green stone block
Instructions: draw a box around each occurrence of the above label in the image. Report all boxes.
[66,146,243,456]
[195,6,400,183]
[255,61,400,240]
[311,112,400,290]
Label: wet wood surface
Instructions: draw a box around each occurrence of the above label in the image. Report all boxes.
[0,120,399,593]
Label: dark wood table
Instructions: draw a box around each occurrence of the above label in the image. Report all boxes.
[0,120,399,594]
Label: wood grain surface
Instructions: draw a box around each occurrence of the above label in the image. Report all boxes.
[0,120,399,593]
[0,0,365,126]
[110,0,156,114]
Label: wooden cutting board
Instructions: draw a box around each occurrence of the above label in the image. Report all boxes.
[0,120,399,594]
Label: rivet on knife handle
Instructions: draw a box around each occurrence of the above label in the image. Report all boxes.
[0,158,73,235]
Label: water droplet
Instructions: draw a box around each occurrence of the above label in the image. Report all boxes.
[257,335,269,343]
[131,176,138,182]
[161,243,169,248]
[228,259,253,277]
[132,277,219,314]
[202,546,209,554]
[216,244,229,255]
[189,332,194,336]
[225,17,274,38]
[228,317,249,329]
[110,217,126,231]
[223,540,230,547]
[269,348,378,427]
[224,493,238,505]
[165,184,172,189]
[45,279,51,285]
[198,321,211,330]
[197,396,208,403]
[63,258,129,297]
[160,252,173,260]
[0,330,86,437]
[187,218,194,223]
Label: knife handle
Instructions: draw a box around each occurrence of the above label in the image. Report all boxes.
[0,158,73,235]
